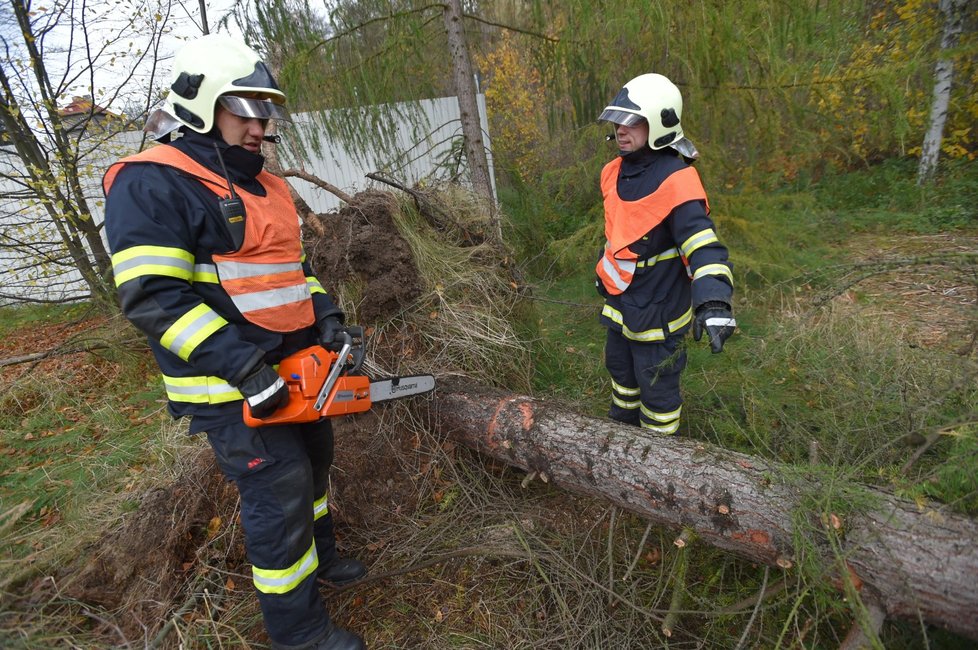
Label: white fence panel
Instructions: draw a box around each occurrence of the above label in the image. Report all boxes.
[0,95,494,304]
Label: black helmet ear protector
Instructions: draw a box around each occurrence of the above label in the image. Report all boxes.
[172,72,204,99]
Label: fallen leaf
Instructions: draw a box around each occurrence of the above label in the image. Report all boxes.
[206,516,222,540]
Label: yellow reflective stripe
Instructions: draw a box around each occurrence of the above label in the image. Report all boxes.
[680,229,718,258]
[162,374,242,404]
[636,248,680,270]
[613,394,640,409]
[667,307,693,332]
[612,380,640,397]
[601,304,624,325]
[193,263,219,283]
[306,276,326,295]
[641,404,682,422]
[603,306,692,342]
[641,419,680,435]
[692,263,733,284]
[159,304,228,361]
[111,245,193,286]
[313,492,329,521]
[252,542,318,595]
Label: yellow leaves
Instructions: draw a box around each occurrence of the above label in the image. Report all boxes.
[206,516,222,540]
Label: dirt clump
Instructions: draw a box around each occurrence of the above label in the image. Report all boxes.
[304,190,424,323]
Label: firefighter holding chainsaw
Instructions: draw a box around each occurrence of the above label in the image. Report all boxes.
[104,35,366,650]
[596,73,735,434]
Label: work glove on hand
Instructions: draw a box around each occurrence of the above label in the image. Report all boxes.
[237,363,289,419]
[693,301,736,354]
[317,315,344,351]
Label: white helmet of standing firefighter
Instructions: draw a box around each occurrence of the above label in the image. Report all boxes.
[145,34,290,139]
[598,73,690,153]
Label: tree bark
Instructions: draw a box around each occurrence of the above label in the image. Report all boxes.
[429,381,978,641]
[441,0,496,214]
[917,0,966,184]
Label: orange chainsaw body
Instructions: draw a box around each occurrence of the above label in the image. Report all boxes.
[242,345,372,427]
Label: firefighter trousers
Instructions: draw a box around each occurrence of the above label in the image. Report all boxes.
[604,329,687,434]
[204,418,339,648]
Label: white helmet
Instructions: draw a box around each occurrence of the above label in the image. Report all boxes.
[598,73,684,150]
[165,34,289,134]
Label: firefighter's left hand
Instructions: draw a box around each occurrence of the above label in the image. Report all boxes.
[317,315,344,351]
[693,302,736,354]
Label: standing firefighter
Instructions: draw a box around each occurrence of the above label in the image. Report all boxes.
[103,34,366,650]
[596,73,735,434]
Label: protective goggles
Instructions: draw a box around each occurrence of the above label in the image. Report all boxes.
[218,95,291,122]
[597,108,646,127]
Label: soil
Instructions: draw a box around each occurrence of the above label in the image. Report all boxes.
[303,189,424,323]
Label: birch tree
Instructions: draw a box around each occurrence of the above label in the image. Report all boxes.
[918,0,968,184]
[0,0,175,305]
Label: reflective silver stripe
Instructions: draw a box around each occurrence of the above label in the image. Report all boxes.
[602,304,693,342]
[613,394,640,409]
[600,256,631,293]
[216,260,303,280]
[313,493,329,520]
[705,317,736,328]
[306,276,325,294]
[162,375,242,404]
[680,228,719,258]
[612,380,640,396]
[161,305,226,360]
[692,263,733,283]
[252,543,318,594]
[113,254,192,276]
[641,419,680,434]
[193,263,219,283]
[246,376,286,407]
[641,404,682,422]
[232,283,312,313]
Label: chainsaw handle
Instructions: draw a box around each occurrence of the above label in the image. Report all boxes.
[313,333,354,412]
[345,325,366,374]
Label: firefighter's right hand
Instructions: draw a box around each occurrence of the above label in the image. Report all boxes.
[238,364,289,419]
[693,302,736,354]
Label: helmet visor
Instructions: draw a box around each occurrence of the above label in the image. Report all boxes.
[218,95,291,122]
[597,108,645,127]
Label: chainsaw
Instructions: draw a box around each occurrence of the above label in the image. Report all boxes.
[243,325,435,427]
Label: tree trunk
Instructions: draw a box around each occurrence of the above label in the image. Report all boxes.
[429,381,978,641]
[917,0,966,184]
[441,0,496,213]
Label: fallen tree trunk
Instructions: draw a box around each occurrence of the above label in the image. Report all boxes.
[430,381,978,640]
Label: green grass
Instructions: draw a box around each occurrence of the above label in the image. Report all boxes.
[806,157,978,233]
[503,155,978,647]
[0,307,169,590]
[0,302,89,338]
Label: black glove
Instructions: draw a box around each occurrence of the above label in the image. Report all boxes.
[317,315,344,351]
[693,302,736,354]
[237,363,289,419]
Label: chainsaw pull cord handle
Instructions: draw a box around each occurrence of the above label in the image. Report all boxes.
[313,331,354,412]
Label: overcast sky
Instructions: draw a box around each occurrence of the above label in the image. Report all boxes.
[0,0,247,115]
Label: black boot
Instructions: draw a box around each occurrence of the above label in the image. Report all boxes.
[318,557,367,586]
[314,625,365,650]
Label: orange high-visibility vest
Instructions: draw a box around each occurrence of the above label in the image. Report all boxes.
[103,146,315,332]
[596,158,709,295]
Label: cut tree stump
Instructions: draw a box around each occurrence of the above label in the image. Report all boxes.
[429,380,978,640]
